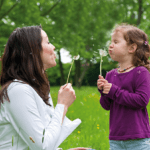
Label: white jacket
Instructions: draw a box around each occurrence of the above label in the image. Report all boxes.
[0,79,81,150]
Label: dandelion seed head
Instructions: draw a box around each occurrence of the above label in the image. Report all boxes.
[98,49,107,56]
[73,55,80,60]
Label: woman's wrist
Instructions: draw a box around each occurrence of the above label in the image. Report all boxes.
[61,105,68,124]
[63,105,68,116]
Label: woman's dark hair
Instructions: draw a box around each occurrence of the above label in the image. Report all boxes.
[0,25,51,107]
[113,23,150,72]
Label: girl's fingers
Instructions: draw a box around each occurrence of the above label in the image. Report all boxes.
[99,79,108,83]
[98,83,104,87]
[103,90,109,94]
[104,86,110,88]
[99,75,104,79]
[104,84,112,89]
[97,80,106,84]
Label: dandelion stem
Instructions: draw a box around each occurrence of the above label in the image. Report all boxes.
[67,59,74,83]
[100,54,103,76]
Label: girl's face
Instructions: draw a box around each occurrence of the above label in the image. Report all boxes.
[109,31,130,62]
[41,30,56,70]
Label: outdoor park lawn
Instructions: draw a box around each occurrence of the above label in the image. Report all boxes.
[50,86,150,150]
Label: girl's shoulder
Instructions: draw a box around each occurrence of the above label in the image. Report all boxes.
[106,66,149,78]
[106,68,117,75]
[104,68,117,79]
[135,66,149,72]
[132,66,150,77]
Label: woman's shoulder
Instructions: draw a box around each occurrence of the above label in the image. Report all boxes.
[7,79,33,94]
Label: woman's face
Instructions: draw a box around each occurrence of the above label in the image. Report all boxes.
[41,30,56,70]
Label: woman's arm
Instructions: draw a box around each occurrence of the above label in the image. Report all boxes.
[5,84,74,150]
[57,83,76,123]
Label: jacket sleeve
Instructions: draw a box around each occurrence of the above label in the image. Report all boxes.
[99,72,112,110]
[106,70,150,109]
[5,84,64,150]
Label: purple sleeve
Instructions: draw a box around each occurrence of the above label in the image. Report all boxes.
[99,72,111,110]
[106,70,150,109]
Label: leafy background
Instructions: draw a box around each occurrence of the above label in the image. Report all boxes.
[1,0,149,87]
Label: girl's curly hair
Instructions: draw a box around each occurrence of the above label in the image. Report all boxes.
[113,23,150,72]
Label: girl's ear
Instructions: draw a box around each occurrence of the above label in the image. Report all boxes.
[129,43,137,54]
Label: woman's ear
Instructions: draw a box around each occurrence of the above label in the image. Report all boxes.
[129,43,137,54]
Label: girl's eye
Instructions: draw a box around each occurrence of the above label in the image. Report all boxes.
[48,42,50,44]
[114,41,118,44]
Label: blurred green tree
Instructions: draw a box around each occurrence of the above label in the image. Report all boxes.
[0,0,149,87]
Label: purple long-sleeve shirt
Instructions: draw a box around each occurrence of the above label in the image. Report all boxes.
[99,66,150,140]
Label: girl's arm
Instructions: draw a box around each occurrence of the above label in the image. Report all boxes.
[99,90,111,110]
[106,70,150,109]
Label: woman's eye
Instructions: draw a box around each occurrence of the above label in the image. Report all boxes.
[114,41,118,44]
[48,42,50,44]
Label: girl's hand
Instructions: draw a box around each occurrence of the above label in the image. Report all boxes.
[97,75,108,90]
[103,83,112,94]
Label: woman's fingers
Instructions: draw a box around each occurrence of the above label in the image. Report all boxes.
[58,83,76,107]
[59,84,67,91]
[60,83,71,91]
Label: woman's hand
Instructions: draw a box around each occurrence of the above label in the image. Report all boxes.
[57,83,76,109]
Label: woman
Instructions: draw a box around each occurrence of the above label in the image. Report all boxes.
[0,26,82,150]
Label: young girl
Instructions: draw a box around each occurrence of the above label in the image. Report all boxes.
[97,24,150,150]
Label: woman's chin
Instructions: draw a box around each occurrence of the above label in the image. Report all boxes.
[50,62,57,68]
[53,62,57,66]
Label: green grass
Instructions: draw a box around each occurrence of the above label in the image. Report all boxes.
[50,86,150,150]
[1,85,150,149]
[50,86,109,150]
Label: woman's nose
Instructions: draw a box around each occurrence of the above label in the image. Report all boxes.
[52,44,55,50]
